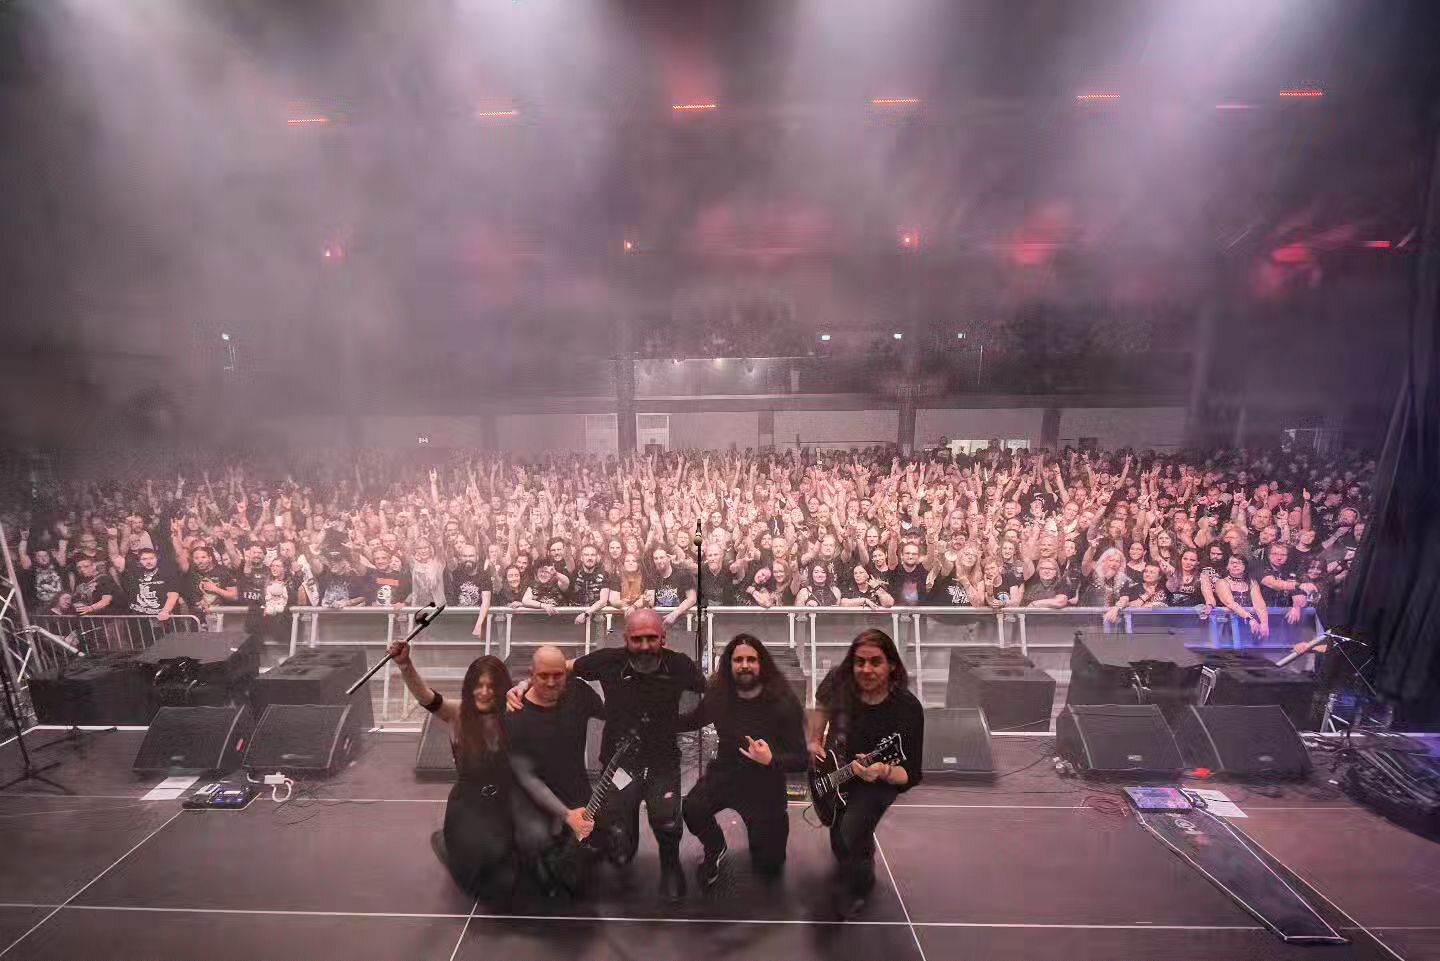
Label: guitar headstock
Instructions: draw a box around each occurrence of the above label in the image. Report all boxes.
[868,733,906,766]
[611,734,640,762]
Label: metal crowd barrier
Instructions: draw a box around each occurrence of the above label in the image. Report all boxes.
[20,613,203,679]
[200,604,1322,723]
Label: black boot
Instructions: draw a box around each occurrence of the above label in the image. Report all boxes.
[659,850,687,903]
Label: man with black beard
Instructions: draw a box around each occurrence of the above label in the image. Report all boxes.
[108,542,180,623]
[680,633,806,887]
[179,546,238,615]
[446,544,494,640]
[507,609,704,902]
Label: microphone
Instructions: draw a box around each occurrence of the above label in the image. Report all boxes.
[693,519,704,549]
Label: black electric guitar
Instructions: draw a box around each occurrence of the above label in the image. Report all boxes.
[538,735,637,897]
[808,733,907,827]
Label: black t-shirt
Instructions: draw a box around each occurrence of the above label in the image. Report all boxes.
[888,565,929,607]
[365,568,412,606]
[697,564,734,606]
[446,564,492,607]
[121,566,177,615]
[1023,575,1066,605]
[1168,573,1206,607]
[571,647,705,766]
[528,578,567,605]
[1120,581,1166,607]
[990,572,1026,606]
[65,550,108,586]
[72,572,120,610]
[651,567,696,609]
[235,568,267,608]
[1259,563,1302,608]
[184,565,236,608]
[504,680,605,810]
[1078,578,1127,608]
[23,563,67,609]
[928,570,976,607]
[568,565,617,607]
[316,569,367,607]
[816,684,924,791]
[683,688,807,785]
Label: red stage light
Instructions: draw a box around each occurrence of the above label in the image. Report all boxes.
[1362,240,1392,249]
[1075,93,1120,102]
[286,117,331,125]
[622,240,634,252]
[671,103,717,112]
[1279,89,1324,98]
[1271,244,1312,264]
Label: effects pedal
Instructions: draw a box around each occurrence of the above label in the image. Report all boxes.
[183,781,260,810]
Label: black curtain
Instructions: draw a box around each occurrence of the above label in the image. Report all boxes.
[1334,124,1440,726]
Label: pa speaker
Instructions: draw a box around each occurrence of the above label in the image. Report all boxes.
[30,652,153,725]
[415,712,456,780]
[245,704,359,777]
[252,645,373,731]
[1174,705,1311,779]
[133,705,254,775]
[946,661,1055,732]
[1056,704,1183,776]
[922,707,994,775]
[1204,666,1318,731]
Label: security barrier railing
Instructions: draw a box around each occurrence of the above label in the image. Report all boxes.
[201,604,1319,723]
[18,613,204,680]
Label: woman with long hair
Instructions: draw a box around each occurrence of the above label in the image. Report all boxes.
[387,642,520,901]
[614,552,648,611]
[796,563,841,607]
[809,629,923,919]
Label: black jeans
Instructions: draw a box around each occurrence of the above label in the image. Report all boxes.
[595,760,683,865]
[683,768,789,875]
[829,781,899,899]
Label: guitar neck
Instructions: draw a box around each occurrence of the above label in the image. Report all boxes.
[585,748,630,818]
[828,745,888,790]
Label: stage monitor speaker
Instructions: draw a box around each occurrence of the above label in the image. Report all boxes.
[922,707,995,775]
[1174,705,1312,779]
[1056,704,1183,776]
[29,652,154,725]
[136,631,262,706]
[946,662,1055,732]
[252,646,373,731]
[415,712,456,780]
[133,705,254,775]
[1205,666,1318,731]
[245,704,359,777]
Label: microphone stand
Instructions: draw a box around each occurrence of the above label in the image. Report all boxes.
[0,623,70,793]
[346,603,446,697]
[690,520,709,778]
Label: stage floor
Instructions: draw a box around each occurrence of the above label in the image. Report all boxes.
[1,728,1436,961]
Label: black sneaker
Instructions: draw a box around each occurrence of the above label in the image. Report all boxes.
[429,831,448,868]
[698,845,728,889]
[833,889,868,920]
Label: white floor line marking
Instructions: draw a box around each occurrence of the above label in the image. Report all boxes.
[57,905,475,919]
[0,803,158,820]
[1236,828,1409,961]
[447,900,479,961]
[25,904,1439,933]
[876,837,929,961]
[0,808,186,959]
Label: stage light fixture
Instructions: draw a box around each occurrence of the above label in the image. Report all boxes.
[671,103,718,112]
[221,333,231,342]
[1279,89,1323,98]
[475,109,520,119]
[956,332,966,340]
[1362,240,1392,249]
[819,334,831,342]
[1075,93,1120,102]
[871,98,920,106]
[893,332,903,340]
[623,240,634,252]
[286,117,331,125]
[1214,103,1255,110]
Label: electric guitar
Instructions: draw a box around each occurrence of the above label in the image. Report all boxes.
[538,734,637,896]
[808,733,906,827]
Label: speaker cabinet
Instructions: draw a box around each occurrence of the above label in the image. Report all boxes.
[1204,666,1318,731]
[30,652,154,725]
[1056,704,1183,776]
[244,704,360,777]
[947,661,1055,732]
[415,712,456,780]
[133,705,254,775]
[922,707,995,775]
[1174,705,1312,779]
[252,646,373,731]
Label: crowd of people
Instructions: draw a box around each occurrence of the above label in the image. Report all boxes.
[5,443,1372,640]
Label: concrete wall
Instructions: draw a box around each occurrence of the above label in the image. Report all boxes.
[773,409,898,448]
[359,416,489,448]
[916,407,1046,446]
[1059,407,1187,451]
[667,411,760,450]
[495,414,586,455]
